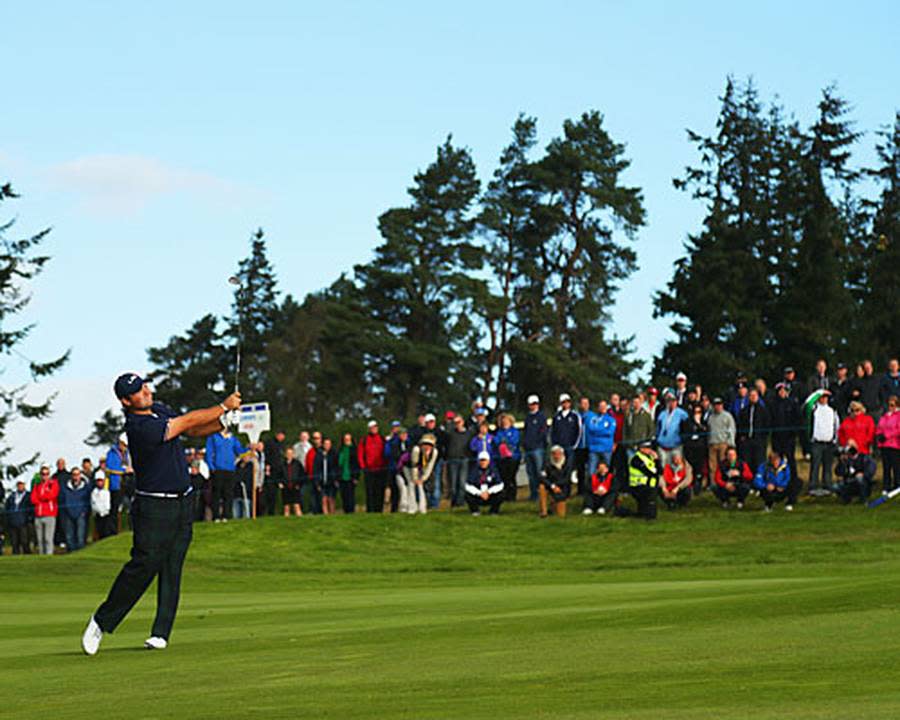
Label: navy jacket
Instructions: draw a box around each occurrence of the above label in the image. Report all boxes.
[551,410,582,450]
[522,410,548,451]
[4,490,33,528]
[59,480,92,519]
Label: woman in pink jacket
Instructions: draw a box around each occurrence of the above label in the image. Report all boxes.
[876,396,900,493]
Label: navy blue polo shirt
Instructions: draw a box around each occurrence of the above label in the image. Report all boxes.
[125,402,190,494]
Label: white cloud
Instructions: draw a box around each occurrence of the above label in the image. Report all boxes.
[46,154,241,215]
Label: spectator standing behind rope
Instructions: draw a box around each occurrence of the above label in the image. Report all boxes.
[623,395,653,456]
[59,468,91,551]
[680,403,708,491]
[5,480,33,554]
[281,447,305,517]
[445,414,473,507]
[522,395,548,502]
[358,420,388,513]
[879,359,900,412]
[31,466,58,555]
[655,393,688,466]
[584,399,616,481]
[409,434,438,514]
[105,435,130,534]
[494,413,522,502]
[422,414,446,509]
[91,474,113,539]
[337,433,359,513]
[737,388,770,473]
[769,384,801,493]
[205,427,246,522]
[876,396,900,493]
[263,431,286,516]
[574,397,593,498]
[551,393,582,462]
[838,401,876,457]
[809,391,840,496]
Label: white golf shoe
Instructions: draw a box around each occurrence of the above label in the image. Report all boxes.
[81,616,103,656]
[144,636,168,650]
[582,508,594,515]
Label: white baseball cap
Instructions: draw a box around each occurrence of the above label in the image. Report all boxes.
[477,451,491,461]
[118,433,128,445]
[367,420,378,428]
[527,394,540,405]
[676,372,687,381]
[559,393,572,403]
[424,413,436,423]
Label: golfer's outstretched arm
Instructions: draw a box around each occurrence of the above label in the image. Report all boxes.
[166,392,242,440]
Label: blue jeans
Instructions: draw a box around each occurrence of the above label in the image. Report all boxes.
[524,449,545,500]
[428,459,443,508]
[232,498,251,519]
[64,513,87,551]
[446,459,467,506]
[588,451,611,477]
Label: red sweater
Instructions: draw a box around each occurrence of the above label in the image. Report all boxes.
[662,464,691,492]
[714,461,752,488]
[610,410,625,444]
[31,479,59,518]
[357,433,387,471]
[838,414,875,455]
[591,471,613,494]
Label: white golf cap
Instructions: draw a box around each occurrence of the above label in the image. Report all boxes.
[559,393,571,403]
[676,372,687,380]
[118,433,128,445]
[527,394,540,405]
[367,420,378,428]
[94,469,106,481]
[424,413,436,422]
[477,451,491,461]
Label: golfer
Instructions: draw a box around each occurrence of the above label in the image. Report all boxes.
[81,373,241,655]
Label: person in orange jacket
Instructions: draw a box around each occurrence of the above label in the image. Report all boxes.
[30,465,59,555]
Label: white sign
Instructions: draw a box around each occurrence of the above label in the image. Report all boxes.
[238,402,271,444]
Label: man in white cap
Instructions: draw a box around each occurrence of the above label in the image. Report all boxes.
[104,433,132,534]
[551,393,582,462]
[464,451,504,515]
[522,394,548,501]
[674,372,689,407]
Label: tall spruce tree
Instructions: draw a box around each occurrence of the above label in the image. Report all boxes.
[85,408,124,448]
[0,182,69,475]
[860,112,900,362]
[353,137,481,418]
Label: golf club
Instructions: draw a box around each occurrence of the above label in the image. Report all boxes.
[228,275,242,394]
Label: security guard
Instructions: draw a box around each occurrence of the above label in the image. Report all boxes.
[615,440,658,520]
[81,373,241,655]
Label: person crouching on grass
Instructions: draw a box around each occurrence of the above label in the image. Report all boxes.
[660,453,693,510]
[539,445,572,518]
[615,441,659,520]
[712,446,753,509]
[464,451,504,515]
[582,458,615,515]
[753,449,791,512]
[81,373,242,655]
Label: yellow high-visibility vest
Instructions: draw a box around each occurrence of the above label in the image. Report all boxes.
[629,455,658,488]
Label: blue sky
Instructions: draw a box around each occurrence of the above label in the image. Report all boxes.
[1,1,898,468]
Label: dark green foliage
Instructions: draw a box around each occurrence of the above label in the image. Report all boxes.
[84,408,124,448]
[0,182,69,475]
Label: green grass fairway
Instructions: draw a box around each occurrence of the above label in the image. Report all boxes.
[3,496,900,719]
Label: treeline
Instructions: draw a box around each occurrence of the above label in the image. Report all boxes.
[141,77,899,429]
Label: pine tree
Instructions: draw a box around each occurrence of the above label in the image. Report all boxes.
[0,182,69,475]
[228,228,280,400]
[353,137,481,418]
[147,314,228,413]
[85,408,124,448]
[859,112,900,361]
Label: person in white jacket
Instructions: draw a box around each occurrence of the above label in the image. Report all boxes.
[809,390,840,495]
[408,435,438,514]
[91,472,113,539]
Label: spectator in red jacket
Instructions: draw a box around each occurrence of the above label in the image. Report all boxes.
[358,420,388,513]
[712,447,753,509]
[31,465,59,555]
[582,458,615,515]
[660,454,694,510]
[838,401,876,457]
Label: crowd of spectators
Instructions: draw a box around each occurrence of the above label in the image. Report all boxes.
[2,357,899,552]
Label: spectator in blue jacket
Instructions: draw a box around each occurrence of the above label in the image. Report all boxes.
[494,413,522,500]
[729,383,750,420]
[59,467,92,551]
[656,393,689,466]
[205,428,246,522]
[469,420,496,458]
[4,479,33,554]
[551,393,582,460]
[522,394,548,501]
[575,396,595,498]
[584,399,617,475]
[753,450,791,511]
[104,434,131,534]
